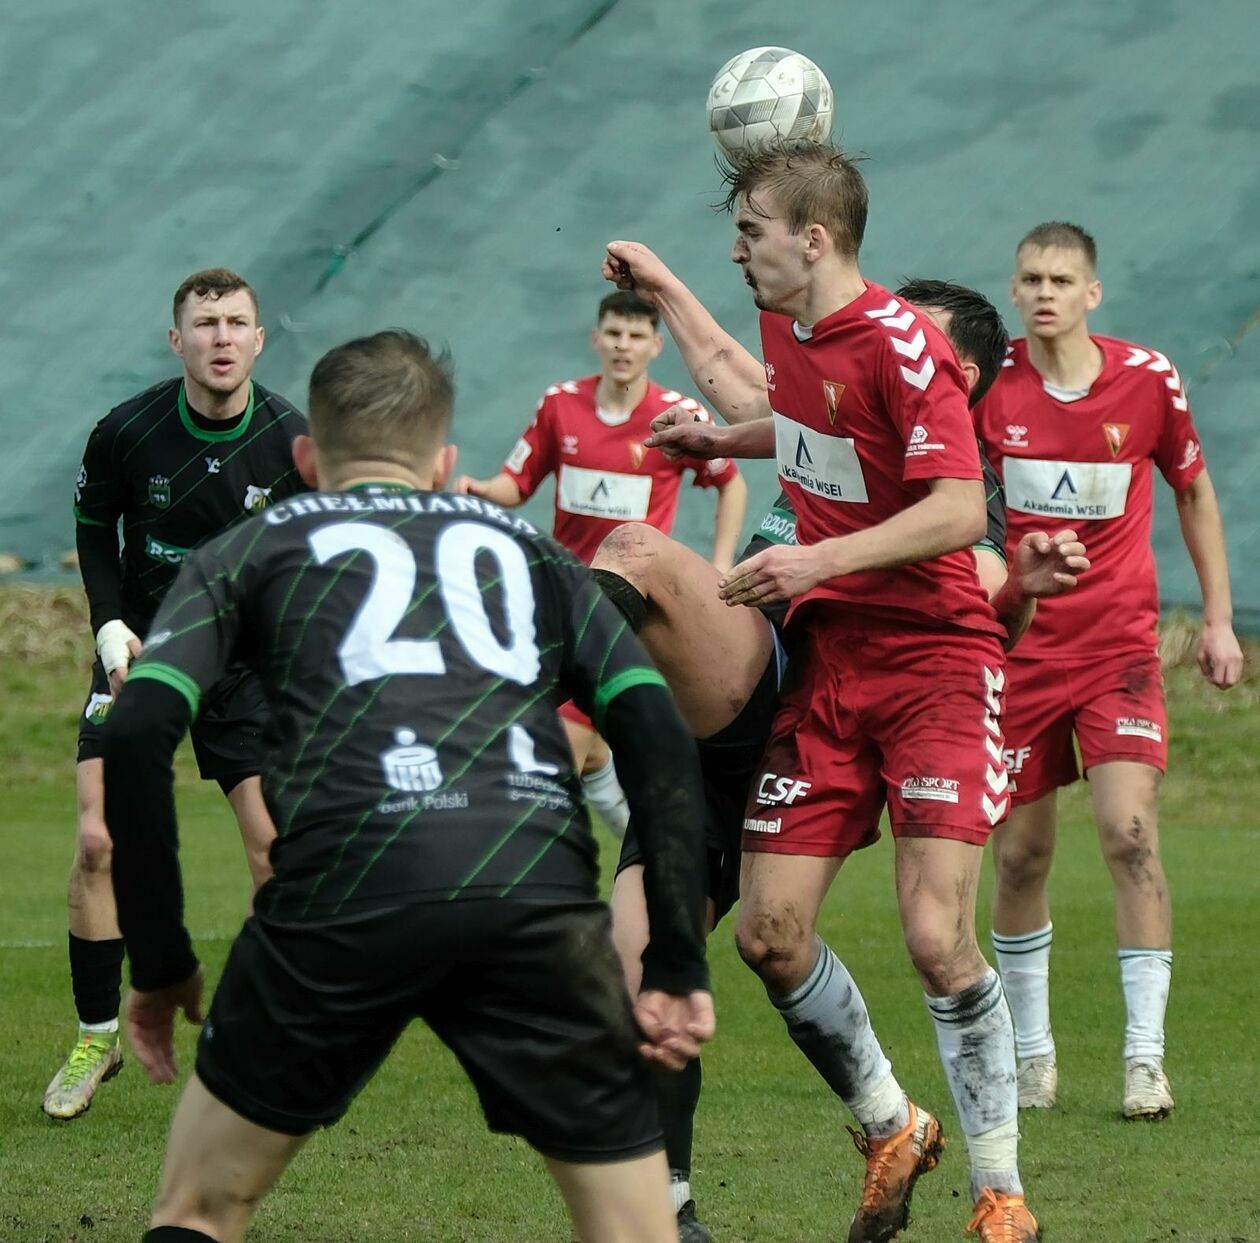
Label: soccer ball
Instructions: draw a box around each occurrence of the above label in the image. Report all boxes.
[706,47,834,158]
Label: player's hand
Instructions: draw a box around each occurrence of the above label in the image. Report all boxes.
[602,241,679,306]
[107,639,143,698]
[634,989,716,1070]
[453,475,483,496]
[1011,529,1090,599]
[646,408,727,461]
[718,544,827,607]
[125,966,205,1084]
[1196,621,1244,689]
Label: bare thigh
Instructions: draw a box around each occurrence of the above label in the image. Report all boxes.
[593,523,774,738]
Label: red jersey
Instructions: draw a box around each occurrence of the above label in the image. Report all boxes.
[977,336,1204,661]
[502,375,739,563]
[762,282,1002,637]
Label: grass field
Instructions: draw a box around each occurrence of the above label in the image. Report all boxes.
[1,588,1257,1242]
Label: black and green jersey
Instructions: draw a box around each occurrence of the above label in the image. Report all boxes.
[74,377,307,634]
[130,488,671,919]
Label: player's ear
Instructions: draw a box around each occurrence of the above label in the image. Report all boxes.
[650,331,664,360]
[168,326,182,358]
[959,358,981,396]
[292,435,319,488]
[253,325,265,357]
[1086,278,1102,312]
[589,326,602,353]
[805,222,829,262]
[432,444,458,491]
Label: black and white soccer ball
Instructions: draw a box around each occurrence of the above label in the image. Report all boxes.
[706,47,834,158]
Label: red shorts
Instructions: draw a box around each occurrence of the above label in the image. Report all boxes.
[1002,650,1167,805]
[742,618,1009,858]
[557,701,594,731]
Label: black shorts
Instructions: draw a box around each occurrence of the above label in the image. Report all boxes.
[617,629,786,924]
[77,659,267,790]
[196,899,662,1162]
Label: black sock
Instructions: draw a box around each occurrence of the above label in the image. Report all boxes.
[591,568,648,633]
[69,932,125,1025]
[656,1056,702,1181]
[145,1229,217,1242]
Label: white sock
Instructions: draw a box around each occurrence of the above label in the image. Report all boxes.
[581,758,629,838]
[1118,948,1172,1063]
[773,940,908,1138]
[80,1019,119,1035]
[669,1174,690,1214]
[925,969,1021,1197]
[992,923,1055,1061]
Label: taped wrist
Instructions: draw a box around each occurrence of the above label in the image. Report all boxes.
[95,619,140,675]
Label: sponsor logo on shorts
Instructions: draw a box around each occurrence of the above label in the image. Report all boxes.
[1003,745,1032,774]
[743,817,782,834]
[755,774,812,806]
[84,692,112,726]
[900,776,960,803]
[1116,716,1162,742]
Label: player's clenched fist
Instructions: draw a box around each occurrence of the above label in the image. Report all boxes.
[646,406,727,461]
[602,241,679,306]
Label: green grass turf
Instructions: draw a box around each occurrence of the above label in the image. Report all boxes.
[1,601,1257,1241]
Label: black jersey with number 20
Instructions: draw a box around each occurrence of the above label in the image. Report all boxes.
[130,487,667,919]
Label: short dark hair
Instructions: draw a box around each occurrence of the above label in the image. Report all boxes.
[308,330,454,469]
[597,290,659,328]
[172,268,259,325]
[895,279,1010,407]
[1016,222,1097,271]
[719,138,868,257]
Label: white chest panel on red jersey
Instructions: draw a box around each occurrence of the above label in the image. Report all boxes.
[773,411,869,504]
[1003,457,1132,521]
[556,464,652,521]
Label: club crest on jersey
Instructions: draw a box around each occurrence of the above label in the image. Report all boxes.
[822,379,845,425]
[148,475,171,508]
[1103,423,1130,458]
[627,441,647,468]
[243,484,273,513]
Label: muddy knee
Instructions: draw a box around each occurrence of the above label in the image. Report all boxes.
[735,909,817,993]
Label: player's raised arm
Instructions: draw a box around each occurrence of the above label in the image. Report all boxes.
[604,240,771,425]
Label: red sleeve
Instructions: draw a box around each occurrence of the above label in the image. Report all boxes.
[688,454,740,489]
[502,392,559,500]
[875,319,982,484]
[1152,360,1205,492]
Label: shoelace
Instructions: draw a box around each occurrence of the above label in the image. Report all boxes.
[847,1126,903,1214]
[58,1036,114,1089]
[965,1189,1024,1240]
